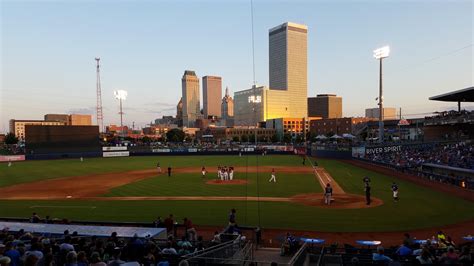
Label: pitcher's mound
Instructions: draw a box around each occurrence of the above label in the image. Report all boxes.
[206,180,249,185]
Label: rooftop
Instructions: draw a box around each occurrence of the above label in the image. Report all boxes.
[429,86,474,102]
[269,22,308,33]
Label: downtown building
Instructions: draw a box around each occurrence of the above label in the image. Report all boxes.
[181,70,201,127]
[202,76,222,119]
[234,22,308,126]
[308,94,342,119]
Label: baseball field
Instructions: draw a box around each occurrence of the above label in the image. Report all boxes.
[0,154,473,233]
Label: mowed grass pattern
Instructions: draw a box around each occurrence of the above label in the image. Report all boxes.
[105,172,322,197]
[0,156,473,231]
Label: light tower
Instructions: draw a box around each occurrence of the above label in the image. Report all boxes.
[95,58,104,132]
[114,90,128,138]
[373,46,390,143]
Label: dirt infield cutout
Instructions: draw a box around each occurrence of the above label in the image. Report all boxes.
[206,180,249,185]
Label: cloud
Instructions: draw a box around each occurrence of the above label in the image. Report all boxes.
[144,101,177,107]
[67,107,95,115]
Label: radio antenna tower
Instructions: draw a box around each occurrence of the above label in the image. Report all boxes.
[95,57,104,132]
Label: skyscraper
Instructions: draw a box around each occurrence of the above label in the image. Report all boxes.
[268,22,308,118]
[181,70,200,127]
[202,76,222,118]
[221,87,234,127]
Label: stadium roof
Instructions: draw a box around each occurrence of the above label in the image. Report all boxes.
[429,86,474,102]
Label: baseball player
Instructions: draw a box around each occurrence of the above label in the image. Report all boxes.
[365,183,371,205]
[167,166,172,177]
[7,160,12,167]
[269,168,276,183]
[229,167,234,180]
[217,166,222,180]
[324,183,333,205]
[80,157,84,162]
[157,162,162,174]
[223,168,229,181]
[391,182,399,202]
[201,166,206,178]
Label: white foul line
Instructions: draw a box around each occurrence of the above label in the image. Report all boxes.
[29,206,97,209]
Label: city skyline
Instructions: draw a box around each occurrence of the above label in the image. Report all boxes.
[1,0,472,132]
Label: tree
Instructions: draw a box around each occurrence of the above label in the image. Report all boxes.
[283,133,292,143]
[232,136,240,142]
[241,135,249,143]
[166,128,185,142]
[249,134,256,143]
[4,133,18,145]
[271,134,279,143]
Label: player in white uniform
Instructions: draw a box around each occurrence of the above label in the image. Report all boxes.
[229,167,234,180]
[7,160,12,167]
[223,168,229,181]
[157,162,162,174]
[217,166,222,180]
[269,168,276,183]
[201,166,206,178]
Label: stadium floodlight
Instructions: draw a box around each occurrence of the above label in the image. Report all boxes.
[114,90,128,100]
[114,90,128,138]
[373,45,390,143]
[373,46,390,59]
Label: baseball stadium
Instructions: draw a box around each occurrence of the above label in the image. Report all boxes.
[2,1,474,265]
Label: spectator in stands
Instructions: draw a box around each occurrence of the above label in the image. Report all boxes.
[445,236,456,247]
[372,246,393,263]
[161,242,177,255]
[395,240,412,257]
[459,246,472,266]
[25,242,44,260]
[142,243,159,266]
[89,252,106,266]
[440,246,459,264]
[178,236,193,255]
[30,213,41,223]
[164,214,175,237]
[60,236,75,252]
[3,242,20,266]
[403,233,414,247]
[416,248,433,264]
[107,248,125,266]
[211,231,221,245]
[0,256,11,266]
[64,251,77,266]
[24,253,38,266]
[183,218,197,242]
[194,236,205,253]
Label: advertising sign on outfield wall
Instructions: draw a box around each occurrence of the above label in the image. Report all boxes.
[188,148,198,153]
[0,155,26,162]
[152,149,171,153]
[102,146,128,151]
[103,151,130,157]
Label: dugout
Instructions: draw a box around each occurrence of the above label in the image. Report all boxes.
[421,163,474,189]
[25,125,101,159]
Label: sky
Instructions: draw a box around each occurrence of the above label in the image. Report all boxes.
[1,0,472,133]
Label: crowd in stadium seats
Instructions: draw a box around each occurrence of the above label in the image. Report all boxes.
[365,232,473,265]
[0,210,246,266]
[366,142,474,170]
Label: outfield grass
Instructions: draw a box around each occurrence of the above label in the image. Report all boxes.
[1,156,473,232]
[105,172,321,197]
[0,155,308,187]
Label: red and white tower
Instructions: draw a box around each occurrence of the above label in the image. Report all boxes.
[95,57,104,132]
